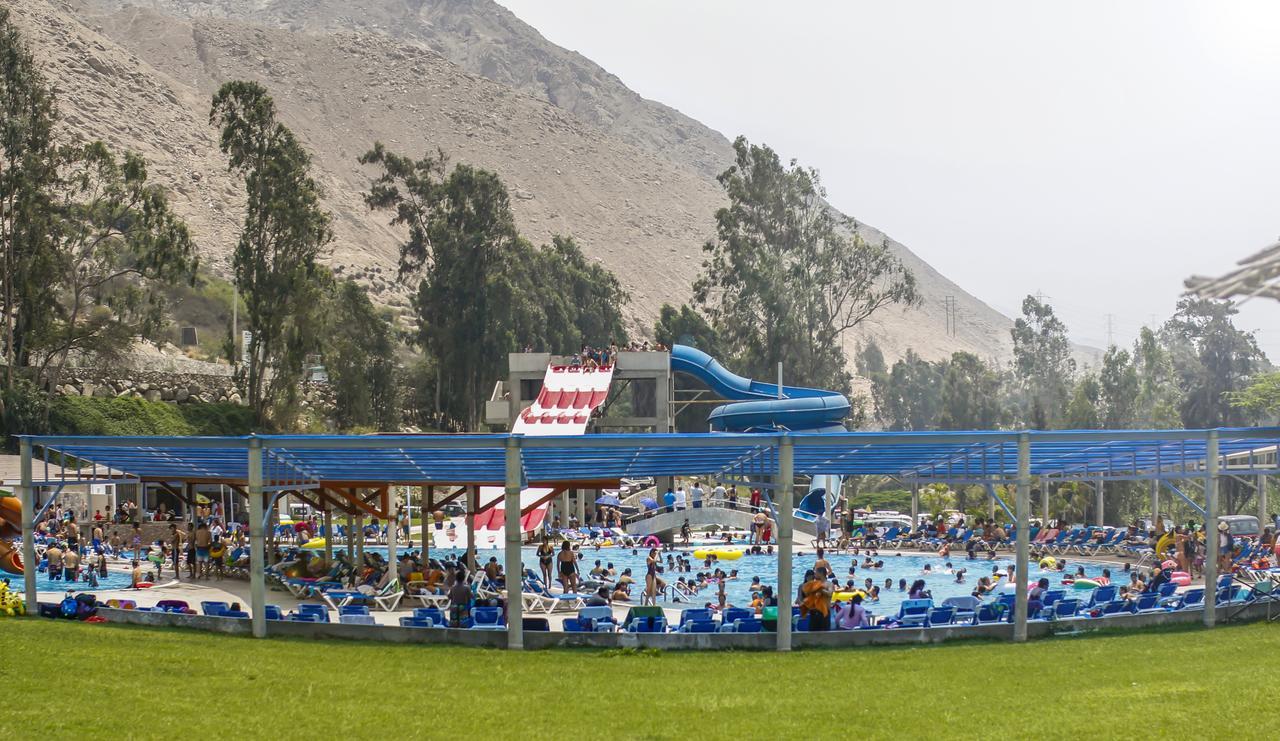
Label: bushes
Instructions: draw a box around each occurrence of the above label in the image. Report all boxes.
[45,396,254,438]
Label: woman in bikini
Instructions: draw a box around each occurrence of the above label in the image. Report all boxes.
[644,548,666,605]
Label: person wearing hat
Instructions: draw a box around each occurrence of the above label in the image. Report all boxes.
[1218,521,1234,572]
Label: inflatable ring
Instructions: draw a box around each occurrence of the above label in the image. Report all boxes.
[1170,571,1191,587]
[209,543,226,559]
[693,549,743,561]
[831,590,867,602]
[600,540,613,547]
[1072,578,1099,590]
[1038,557,1056,569]
[1155,533,1176,557]
[135,582,153,588]
[642,536,661,548]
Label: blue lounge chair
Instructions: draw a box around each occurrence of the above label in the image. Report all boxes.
[627,615,669,633]
[1051,598,1080,619]
[223,610,249,619]
[577,606,617,632]
[471,606,505,630]
[1133,593,1163,613]
[340,614,376,625]
[926,605,955,627]
[1170,588,1205,611]
[264,605,285,621]
[200,601,230,617]
[1096,600,1128,616]
[522,617,551,632]
[400,616,436,628]
[414,607,445,625]
[680,620,717,633]
[726,618,764,633]
[339,604,370,616]
[896,599,933,628]
[1087,585,1119,609]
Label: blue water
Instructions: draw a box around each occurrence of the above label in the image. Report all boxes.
[7,565,136,594]
[335,545,1124,617]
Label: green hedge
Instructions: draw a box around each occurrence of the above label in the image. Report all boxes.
[48,396,254,437]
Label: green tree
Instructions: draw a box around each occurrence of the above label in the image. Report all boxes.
[210,81,333,427]
[1098,345,1139,428]
[938,352,1003,430]
[360,144,630,428]
[1064,373,1102,429]
[654,303,721,355]
[855,339,888,381]
[872,350,943,431]
[1163,298,1263,428]
[1228,371,1280,420]
[324,279,400,431]
[0,7,60,390]
[1010,295,1075,428]
[693,136,918,395]
[1132,326,1181,427]
[37,142,197,399]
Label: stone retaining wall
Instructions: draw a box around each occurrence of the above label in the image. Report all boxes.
[91,601,1277,650]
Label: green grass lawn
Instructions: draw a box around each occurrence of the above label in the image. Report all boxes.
[1,618,1274,739]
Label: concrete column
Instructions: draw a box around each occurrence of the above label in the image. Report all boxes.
[247,437,266,638]
[575,487,585,525]
[19,438,35,615]
[559,491,569,526]
[1095,475,1105,527]
[1203,431,1219,628]
[424,486,433,562]
[776,434,794,652]
[356,513,365,564]
[1013,432,1031,643]
[988,488,996,520]
[505,436,524,650]
[386,491,397,591]
[1150,478,1159,528]
[345,512,354,562]
[1258,474,1268,530]
[1042,482,1050,526]
[322,508,333,563]
[465,487,477,572]
[910,484,919,529]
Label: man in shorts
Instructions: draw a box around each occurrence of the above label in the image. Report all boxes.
[194,521,213,579]
[448,569,472,627]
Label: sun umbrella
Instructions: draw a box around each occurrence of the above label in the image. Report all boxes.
[595,494,622,507]
[640,497,659,511]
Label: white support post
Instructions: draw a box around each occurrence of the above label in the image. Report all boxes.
[1095,475,1105,527]
[322,507,333,563]
[465,487,477,572]
[356,513,365,564]
[1203,431,1219,628]
[345,512,354,563]
[776,435,794,652]
[1259,474,1268,531]
[1013,432,1031,642]
[1042,482,1050,527]
[559,490,569,527]
[910,484,919,530]
[247,437,266,638]
[1150,478,1159,529]
[505,436,524,650]
[19,438,36,615]
[423,486,432,562]
[385,490,397,592]
[575,487,585,526]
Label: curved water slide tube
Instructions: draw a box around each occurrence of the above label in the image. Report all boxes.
[0,496,23,574]
[670,345,849,518]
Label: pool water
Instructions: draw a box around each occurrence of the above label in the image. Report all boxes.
[7,565,136,594]
[343,545,1124,617]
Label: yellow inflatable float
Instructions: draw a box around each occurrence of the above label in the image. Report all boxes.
[831,590,868,602]
[693,548,743,561]
[1154,532,1176,557]
[302,537,327,549]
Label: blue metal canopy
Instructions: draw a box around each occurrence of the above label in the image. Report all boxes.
[20,427,1280,488]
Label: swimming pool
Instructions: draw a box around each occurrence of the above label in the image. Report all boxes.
[6,565,136,594]
[345,545,1124,616]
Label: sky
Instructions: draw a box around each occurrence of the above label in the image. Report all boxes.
[498,0,1280,359]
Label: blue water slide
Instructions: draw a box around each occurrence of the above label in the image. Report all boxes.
[669,345,850,433]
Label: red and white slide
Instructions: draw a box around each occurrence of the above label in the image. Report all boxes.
[433,362,615,549]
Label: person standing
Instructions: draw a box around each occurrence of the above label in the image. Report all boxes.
[644,548,665,605]
[749,488,762,511]
[675,486,687,512]
[690,481,704,510]
[536,536,555,588]
[801,567,833,631]
[62,546,80,582]
[194,521,212,580]
[663,487,676,512]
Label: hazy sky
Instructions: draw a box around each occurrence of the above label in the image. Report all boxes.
[499,0,1280,360]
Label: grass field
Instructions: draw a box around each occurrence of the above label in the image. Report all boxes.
[1,617,1274,739]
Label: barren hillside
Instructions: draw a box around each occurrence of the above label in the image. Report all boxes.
[19,0,1022,367]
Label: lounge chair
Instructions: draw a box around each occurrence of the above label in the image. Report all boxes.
[1051,598,1080,619]
[941,596,981,624]
[223,610,249,619]
[400,616,435,628]
[264,605,285,621]
[680,619,717,633]
[896,599,933,628]
[471,606,505,630]
[926,605,955,627]
[340,614,377,626]
[339,604,370,616]
[200,601,231,617]
[522,617,551,632]
[1086,585,1119,609]
[372,579,404,612]
[577,605,618,632]
[1133,593,1163,613]
[627,615,669,633]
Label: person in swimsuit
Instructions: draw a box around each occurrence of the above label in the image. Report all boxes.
[644,548,666,605]
[557,540,579,593]
[536,536,555,588]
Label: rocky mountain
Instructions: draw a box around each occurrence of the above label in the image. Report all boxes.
[16,0,1021,370]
